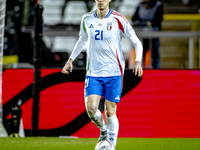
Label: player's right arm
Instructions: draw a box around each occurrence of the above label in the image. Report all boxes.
[62,15,88,74]
[62,58,73,74]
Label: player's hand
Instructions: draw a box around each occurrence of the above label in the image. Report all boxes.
[61,58,73,74]
[133,61,143,77]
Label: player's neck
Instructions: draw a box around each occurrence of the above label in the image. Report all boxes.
[96,8,110,19]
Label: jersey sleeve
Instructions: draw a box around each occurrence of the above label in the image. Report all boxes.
[69,15,88,61]
[120,17,143,62]
[125,23,143,62]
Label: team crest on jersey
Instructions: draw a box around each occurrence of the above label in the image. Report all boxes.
[107,22,112,31]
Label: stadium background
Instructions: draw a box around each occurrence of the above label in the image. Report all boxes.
[1,0,200,140]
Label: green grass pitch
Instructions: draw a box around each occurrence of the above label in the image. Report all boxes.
[0,137,200,150]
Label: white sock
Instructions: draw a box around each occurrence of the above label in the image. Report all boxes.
[106,114,119,148]
[88,109,107,131]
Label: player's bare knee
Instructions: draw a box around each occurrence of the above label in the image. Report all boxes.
[105,105,116,117]
[86,106,97,115]
[85,101,98,115]
[85,95,100,115]
[105,109,116,117]
[105,100,117,117]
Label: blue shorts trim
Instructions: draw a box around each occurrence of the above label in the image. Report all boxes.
[84,75,122,103]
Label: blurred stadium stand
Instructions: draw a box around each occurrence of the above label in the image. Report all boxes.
[2,0,200,69]
[118,0,140,17]
[62,1,88,25]
[43,0,65,25]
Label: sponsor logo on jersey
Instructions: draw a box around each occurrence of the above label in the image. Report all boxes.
[98,23,102,26]
[107,22,112,31]
[88,24,94,28]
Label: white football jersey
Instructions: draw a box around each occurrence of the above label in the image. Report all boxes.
[70,9,143,77]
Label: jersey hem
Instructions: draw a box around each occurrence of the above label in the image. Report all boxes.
[86,73,122,77]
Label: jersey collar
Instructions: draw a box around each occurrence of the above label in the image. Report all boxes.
[93,9,113,18]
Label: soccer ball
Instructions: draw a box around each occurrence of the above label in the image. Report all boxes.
[95,140,115,150]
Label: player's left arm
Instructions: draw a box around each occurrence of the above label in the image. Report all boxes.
[122,19,143,77]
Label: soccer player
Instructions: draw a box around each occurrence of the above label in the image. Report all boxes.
[62,0,143,149]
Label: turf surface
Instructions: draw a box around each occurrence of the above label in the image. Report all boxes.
[0,137,200,150]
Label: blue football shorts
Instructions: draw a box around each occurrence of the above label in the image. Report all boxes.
[84,75,123,103]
